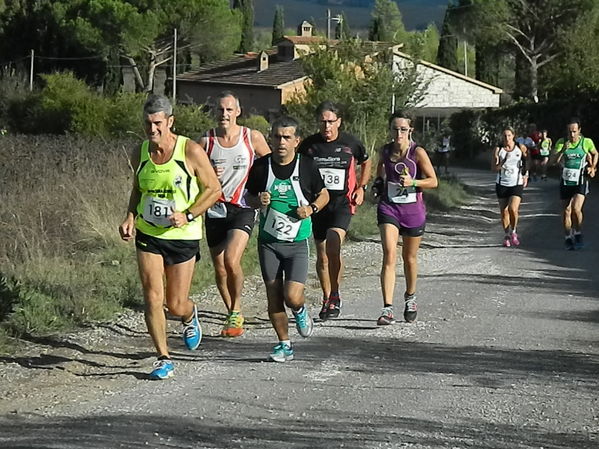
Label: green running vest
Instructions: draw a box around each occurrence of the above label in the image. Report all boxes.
[135,136,202,240]
[259,156,312,243]
[562,138,587,186]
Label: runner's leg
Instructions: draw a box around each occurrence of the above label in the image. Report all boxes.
[379,223,400,306]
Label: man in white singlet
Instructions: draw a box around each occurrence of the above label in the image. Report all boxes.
[197,91,270,337]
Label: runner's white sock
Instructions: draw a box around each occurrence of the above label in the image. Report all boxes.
[280,340,291,347]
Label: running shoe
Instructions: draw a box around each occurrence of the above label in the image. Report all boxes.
[182,305,202,350]
[326,292,342,319]
[574,233,584,250]
[149,359,174,380]
[541,175,547,181]
[221,311,245,337]
[510,232,520,247]
[377,306,395,325]
[404,294,417,323]
[565,237,575,251]
[293,306,313,338]
[503,236,511,247]
[318,297,330,320]
[269,343,294,362]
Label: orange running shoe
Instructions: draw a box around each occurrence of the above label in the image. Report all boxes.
[221,312,245,337]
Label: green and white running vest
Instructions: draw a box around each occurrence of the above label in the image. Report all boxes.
[259,156,312,243]
[561,138,588,186]
[135,136,203,240]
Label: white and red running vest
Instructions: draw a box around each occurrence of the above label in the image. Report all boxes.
[205,126,255,207]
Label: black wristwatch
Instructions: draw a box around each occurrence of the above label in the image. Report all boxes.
[309,203,319,214]
[186,211,195,222]
[360,185,368,191]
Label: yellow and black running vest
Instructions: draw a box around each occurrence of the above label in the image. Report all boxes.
[135,136,202,240]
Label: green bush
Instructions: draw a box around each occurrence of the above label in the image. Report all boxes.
[174,103,215,139]
[239,114,270,136]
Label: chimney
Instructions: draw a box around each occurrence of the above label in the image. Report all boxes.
[258,51,269,71]
[298,21,313,37]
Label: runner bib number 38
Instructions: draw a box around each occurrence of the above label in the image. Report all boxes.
[319,168,345,191]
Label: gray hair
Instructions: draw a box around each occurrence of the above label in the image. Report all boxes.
[143,94,173,117]
[216,90,241,109]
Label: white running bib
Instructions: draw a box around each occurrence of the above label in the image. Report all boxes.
[387,182,417,204]
[143,196,175,227]
[562,167,581,182]
[319,168,345,191]
[207,202,227,219]
[263,208,301,242]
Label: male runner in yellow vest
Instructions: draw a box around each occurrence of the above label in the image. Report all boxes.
[119,95,221,379]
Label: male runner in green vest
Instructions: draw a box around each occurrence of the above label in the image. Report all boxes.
[552,118,598,250]
[246,116,329,362]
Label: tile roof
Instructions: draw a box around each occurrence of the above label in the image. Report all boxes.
[177,52,306,88]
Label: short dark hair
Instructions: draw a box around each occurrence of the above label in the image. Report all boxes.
[316,100,342,119]
[388,110,413,126]
[567,117,581,128]
[270,116,301,137]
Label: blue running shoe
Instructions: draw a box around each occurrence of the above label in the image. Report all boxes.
[149,359,174,380]
[269,343,294,362]
[574,233,584,250]
[182,305,202,350]
[293,306,313,338]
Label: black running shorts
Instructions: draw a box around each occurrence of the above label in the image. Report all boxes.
[560,181,589,200]
[495,183,523,199]
[258,240,309,284]
[311,197,352,241]
[135,231,200,265]
[205,203,256,248]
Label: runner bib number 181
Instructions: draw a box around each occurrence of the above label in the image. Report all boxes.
[143,196,175,227]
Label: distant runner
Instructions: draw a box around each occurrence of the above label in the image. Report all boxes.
[552,117,598,250]
[537,129,552,181]
[492,127,529,247]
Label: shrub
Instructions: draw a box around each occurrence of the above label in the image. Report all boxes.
[173,103,215,139]
[239,114,270,136]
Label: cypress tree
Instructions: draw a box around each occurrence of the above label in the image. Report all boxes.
[234,0,255,53]
[272,5,285,45]
[436,5,459,71]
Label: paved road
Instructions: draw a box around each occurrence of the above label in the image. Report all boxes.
[1,168,597,448]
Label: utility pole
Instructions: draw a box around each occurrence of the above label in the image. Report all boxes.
[327,9,331,40]
[463,40,468,77]
[172,28,177,104]
[29,49,34,91]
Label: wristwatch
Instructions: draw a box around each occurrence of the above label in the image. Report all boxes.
[186,211,195,222]
[309,203,319,214]
[360,185,367,191]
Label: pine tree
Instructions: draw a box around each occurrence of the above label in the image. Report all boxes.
[272,5,285,45]
[234,0,255,53]
[368,0,407,43]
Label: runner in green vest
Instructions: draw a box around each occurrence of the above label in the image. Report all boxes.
[538,129,552,181]
[246,116,329,362]
[119,95,221,379]
[552,117,598,250]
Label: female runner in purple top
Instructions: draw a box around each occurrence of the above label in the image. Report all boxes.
[372,111,437,325]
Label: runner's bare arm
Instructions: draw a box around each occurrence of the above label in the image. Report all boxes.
[251,129,271,157]
[410,146,438,189]
[351,158,372,206]
[180,140,222,221]
[119,146,141,241]
[297,188,329,220]
[492,147,502,171]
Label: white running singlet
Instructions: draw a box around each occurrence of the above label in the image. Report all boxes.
[496,146,524,187]
[206,127,255,207]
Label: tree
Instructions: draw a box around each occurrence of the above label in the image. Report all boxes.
[436,4,459,71]
[463,0,596,100]
[285,39,422,154]
[272,5,284,45]
[234,0,254,53]
[407,23,439,63]
[368,0,408,43]
[335,12,351,40]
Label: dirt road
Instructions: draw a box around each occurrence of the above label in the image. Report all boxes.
[1,168,597,448]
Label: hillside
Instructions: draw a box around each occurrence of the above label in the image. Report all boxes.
[254,0,447,31]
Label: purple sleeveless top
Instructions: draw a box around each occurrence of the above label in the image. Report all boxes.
[378,142,426,229]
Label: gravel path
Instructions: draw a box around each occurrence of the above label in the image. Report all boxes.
[1,167,597,448]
